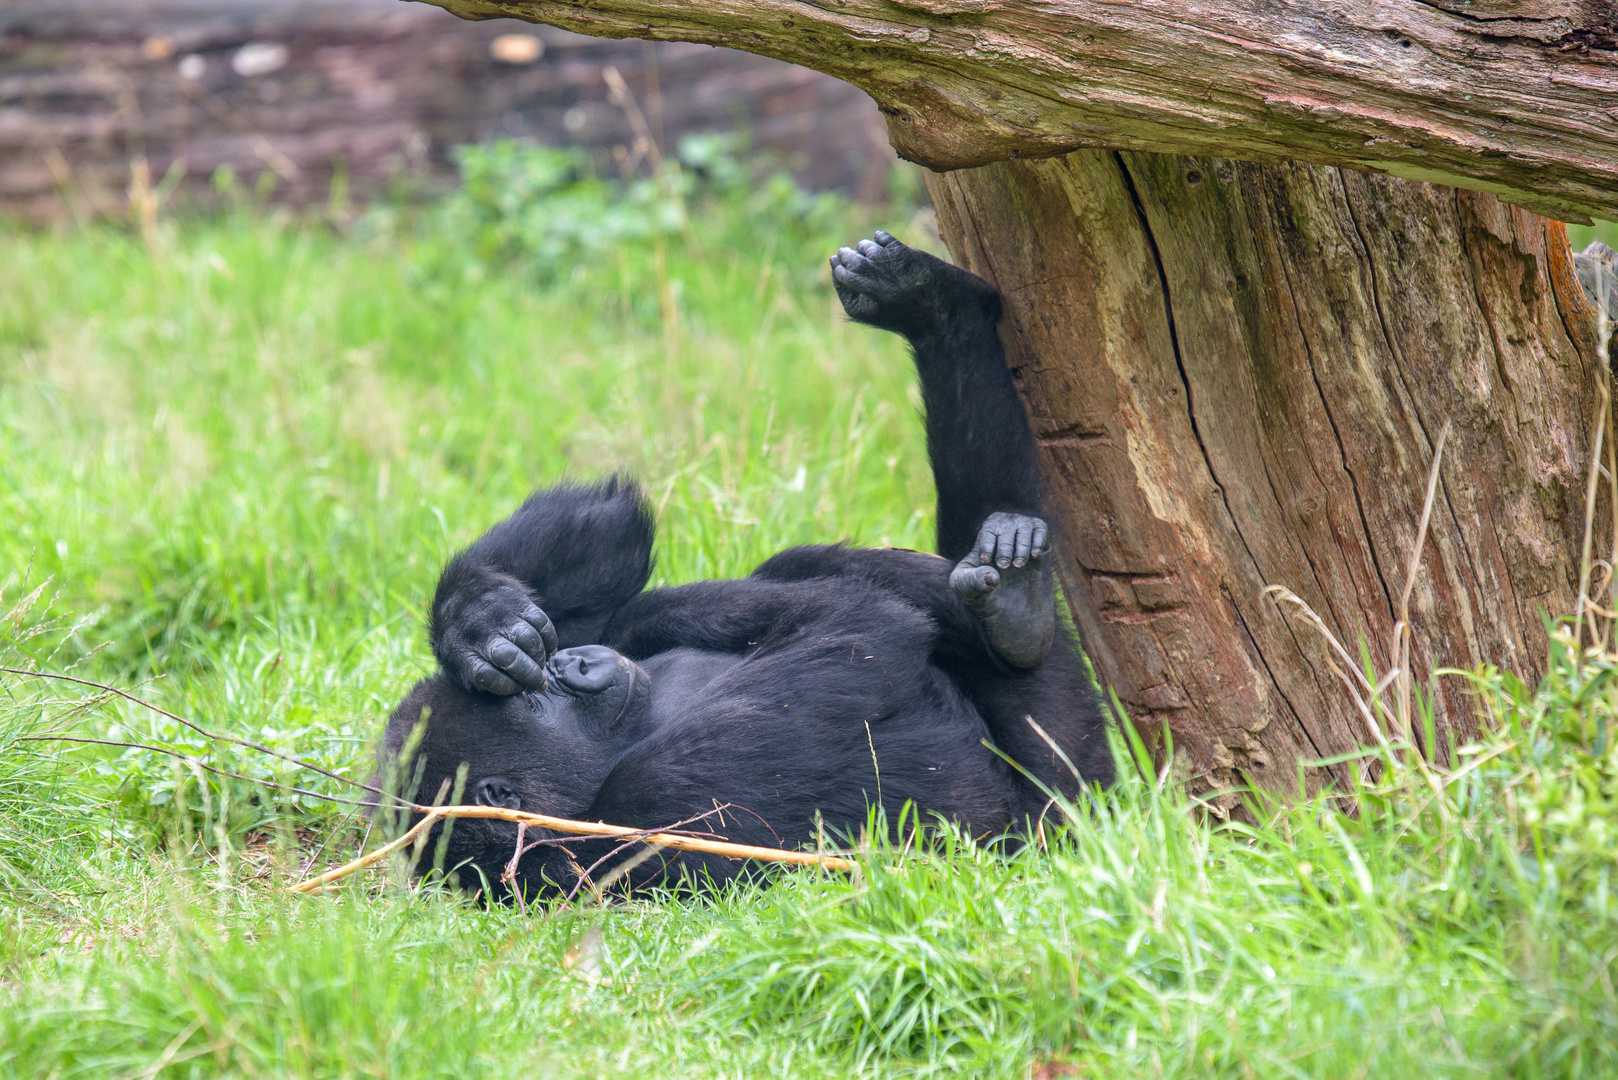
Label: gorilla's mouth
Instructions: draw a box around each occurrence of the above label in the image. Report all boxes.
[611,663,635,727]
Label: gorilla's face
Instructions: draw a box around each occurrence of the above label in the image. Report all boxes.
[380,645,650,819]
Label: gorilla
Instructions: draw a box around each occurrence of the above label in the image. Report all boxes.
[378,232,1113,899]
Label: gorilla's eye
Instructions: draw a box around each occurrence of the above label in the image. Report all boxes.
[523,690,547,716]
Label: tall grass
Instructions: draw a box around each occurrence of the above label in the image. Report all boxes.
[1,176,1615,1077]
[0,158,939,833]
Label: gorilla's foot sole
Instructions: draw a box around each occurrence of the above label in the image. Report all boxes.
[951,512,1056,669]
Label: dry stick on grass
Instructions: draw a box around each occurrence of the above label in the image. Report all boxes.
[3,667,853,892]
[288,805,855,894]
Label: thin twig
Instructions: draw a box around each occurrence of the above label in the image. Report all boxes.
[503,821,529,916]
[560,804,736,904]
[298,806,360,879]
[288,805,854,893]
[23,734,377,808]
[1,667,409,809]
[581,841,668,902]
[289,810,447,893]
[565,836,654,905]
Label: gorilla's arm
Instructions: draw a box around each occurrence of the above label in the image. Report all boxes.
[601,576,879,661]
[750,544,1010,669]
[431,477,654,694]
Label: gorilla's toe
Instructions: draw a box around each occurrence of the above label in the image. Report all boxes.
[950,562,1000,601]
[969,512,1049,570]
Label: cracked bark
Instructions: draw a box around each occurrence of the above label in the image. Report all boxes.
[425,0,1618,222]
[929,152,1604,801]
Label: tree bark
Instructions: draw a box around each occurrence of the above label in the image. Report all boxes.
[928,153,1605,799]
[424,0,1618,222]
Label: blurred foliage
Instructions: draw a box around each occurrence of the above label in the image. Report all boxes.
[426,135,848,282]
[1569,218,1618,254]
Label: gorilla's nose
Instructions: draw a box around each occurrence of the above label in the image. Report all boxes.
[473,776,521,811]
[548,645,625,695]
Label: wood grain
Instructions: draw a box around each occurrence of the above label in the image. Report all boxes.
[418,0,1618,222]
[928,152,1602,801]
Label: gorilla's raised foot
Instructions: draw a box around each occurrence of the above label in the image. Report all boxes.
[950,512,1056,669]
[829,231,1000,340]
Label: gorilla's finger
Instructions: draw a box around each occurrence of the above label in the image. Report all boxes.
[974,522,998,564]
[874,230,898,246]
[487,637,547,688]
[487,636,520,667]
[1013,521,1034,568]
[1032,521,1049,557]
[469,659,519,696]
[837,246,870,271]
[522,606,558,656]
[832,263,854,287]
[857,238,882,257]
[508,620,546,660]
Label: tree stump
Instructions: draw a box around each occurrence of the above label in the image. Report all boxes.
[929,151,1606,798]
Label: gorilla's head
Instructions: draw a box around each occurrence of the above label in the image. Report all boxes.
[377,645,651,819]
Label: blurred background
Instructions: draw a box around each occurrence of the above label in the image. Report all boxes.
[0,0,901,221]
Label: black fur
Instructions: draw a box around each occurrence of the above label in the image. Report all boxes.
[379,232,1112,900]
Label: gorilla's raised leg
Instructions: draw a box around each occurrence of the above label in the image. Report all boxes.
[831,233,1056,668]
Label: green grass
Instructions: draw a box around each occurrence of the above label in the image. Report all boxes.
[1,172,1616,1077]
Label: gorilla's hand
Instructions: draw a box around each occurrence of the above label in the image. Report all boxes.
[830,231,1000,339]
[435,575,558,695]
[950,512,1056,669]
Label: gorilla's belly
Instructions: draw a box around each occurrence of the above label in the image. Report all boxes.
[639,647,745,713]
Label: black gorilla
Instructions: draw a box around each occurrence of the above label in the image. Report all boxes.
[379,232,1113,898]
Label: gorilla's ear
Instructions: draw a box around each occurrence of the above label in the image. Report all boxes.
[474,775,522,811]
